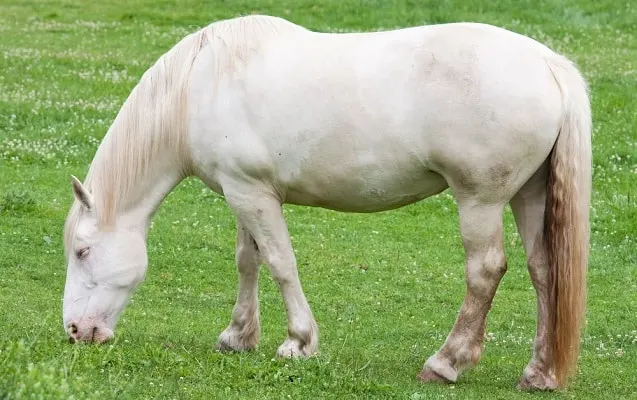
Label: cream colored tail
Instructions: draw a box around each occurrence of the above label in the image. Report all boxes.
[544,54,592,387]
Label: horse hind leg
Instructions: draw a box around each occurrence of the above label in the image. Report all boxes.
[419,199,507,383]
[510,161,558,390]
[216,221,262,352]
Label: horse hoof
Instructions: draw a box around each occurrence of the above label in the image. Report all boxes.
[216,328,257,353]
[276,338,315,359]
[418,368,452,384]
[215,340,241,353]
[517,371,558,391]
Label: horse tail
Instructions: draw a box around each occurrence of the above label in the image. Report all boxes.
[544,54,592,387]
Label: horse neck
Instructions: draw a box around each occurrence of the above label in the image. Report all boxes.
[111,162,184,235]
[87,119,189,235]
[86,30,198,233]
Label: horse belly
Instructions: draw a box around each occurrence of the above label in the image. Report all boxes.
[284,169,448,212]
[276,137,449,212]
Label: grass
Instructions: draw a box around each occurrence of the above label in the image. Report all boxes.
[0,0,636,398]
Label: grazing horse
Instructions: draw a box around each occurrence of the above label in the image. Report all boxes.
[62,15,591,390]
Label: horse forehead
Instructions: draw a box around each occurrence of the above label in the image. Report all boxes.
[74,215,99,241]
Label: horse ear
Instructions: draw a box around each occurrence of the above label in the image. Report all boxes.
[71,175,94,210]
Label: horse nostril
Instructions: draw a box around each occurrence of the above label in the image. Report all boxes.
[68,323,78,336]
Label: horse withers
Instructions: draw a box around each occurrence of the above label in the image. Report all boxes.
[62,15,591,390]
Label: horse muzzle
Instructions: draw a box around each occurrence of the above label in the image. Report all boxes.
[66,319,114,344]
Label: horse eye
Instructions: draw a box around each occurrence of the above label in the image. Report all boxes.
[76,247,90,260]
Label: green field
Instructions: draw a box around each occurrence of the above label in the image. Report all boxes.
[1,1,636,399]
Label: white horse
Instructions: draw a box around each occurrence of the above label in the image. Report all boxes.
[62,15,591,390]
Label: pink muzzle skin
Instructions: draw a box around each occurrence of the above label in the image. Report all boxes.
[66,319,114,344]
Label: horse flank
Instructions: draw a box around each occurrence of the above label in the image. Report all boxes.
[63,16,303,251]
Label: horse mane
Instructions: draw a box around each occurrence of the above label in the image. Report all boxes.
[64,15,305,251]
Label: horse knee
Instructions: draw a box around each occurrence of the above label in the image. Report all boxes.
[262,251,298,284]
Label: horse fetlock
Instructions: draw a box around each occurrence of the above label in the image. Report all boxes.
[292,318,318,342]
[291,317,317,336]
[231,305,259,327]
[274,320,317,358]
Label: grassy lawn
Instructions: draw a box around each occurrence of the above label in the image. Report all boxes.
[1,0,635,398]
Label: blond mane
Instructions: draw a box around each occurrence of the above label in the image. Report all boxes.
[64,15,306,252]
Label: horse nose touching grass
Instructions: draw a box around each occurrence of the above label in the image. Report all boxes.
[66,321,114,344]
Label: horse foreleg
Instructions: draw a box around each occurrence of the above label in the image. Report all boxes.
[420,202,507,383]
[217,221,261,352]
[225,189,318,358]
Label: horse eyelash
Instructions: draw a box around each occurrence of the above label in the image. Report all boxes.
[76,247,90,260]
